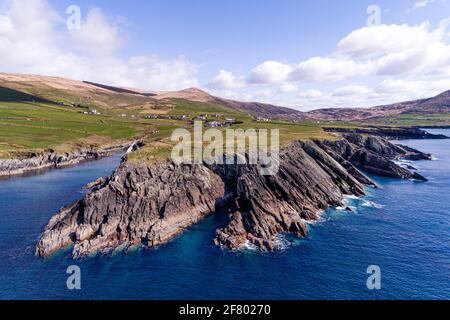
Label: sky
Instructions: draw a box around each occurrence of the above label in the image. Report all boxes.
[0,0,450,110]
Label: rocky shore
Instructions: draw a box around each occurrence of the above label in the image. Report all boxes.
[0,144,128,178]
[36,134,431,258]
[323,126,449,140]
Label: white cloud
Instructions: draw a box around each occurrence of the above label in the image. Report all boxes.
[290,57,374,82]
[298,89,323,99]
[331,85,372,97]
[225,19,450,87]
[207,70,244,89]
[415,0,431,9]
[279,83,298,93]
[336,22,438,58]
[292,78,450,111]
[69,7,120,56]
[248,61,293,84]
[213,18,450,109]
[0,0,198,91]
[377,78,450,97]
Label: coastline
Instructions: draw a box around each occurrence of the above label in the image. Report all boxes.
[0,143,131,178]
[35,133,432,258]
[1,132,448,299]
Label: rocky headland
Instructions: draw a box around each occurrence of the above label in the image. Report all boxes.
[0,144,129,178]
[323,126,449,140]
[36,134,431,258]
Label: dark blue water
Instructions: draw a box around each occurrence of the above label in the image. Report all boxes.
[0,131,449,300]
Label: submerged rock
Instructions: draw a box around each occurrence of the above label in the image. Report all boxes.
[36,134,430,258]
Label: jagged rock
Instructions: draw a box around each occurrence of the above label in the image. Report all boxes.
[83,177,107,190]
[212,140,368,250]
[322,134,429,181]
[36,162,226,258]
[36,134,430,258]
[323,126,449,140]
[0,145,127,177]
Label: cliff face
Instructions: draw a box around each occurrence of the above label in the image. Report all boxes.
[36,134,430,258]
[323,127,449,140]
[36,163,226,258]
[0,146,125,177]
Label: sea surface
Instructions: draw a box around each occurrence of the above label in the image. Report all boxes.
[0,130,449,300]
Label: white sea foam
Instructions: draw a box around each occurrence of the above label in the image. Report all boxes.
[244,241,258,251]
[274,235,290,251]
[362,200,385,209]
[345,195,361,200]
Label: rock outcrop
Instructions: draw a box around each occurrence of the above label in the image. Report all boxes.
[0,145,127,178]
[36,163,227,258]
[36,134,430,258]
[323,126,449,140]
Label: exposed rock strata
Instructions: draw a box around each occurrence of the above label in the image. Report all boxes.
[36,163,226,258]
[324,127,448,140]
[0,145,127,178]
[36,134,430,258]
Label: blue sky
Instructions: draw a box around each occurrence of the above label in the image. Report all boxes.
[1,0,450,110]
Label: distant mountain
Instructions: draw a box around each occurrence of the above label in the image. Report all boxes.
[0,72,157,111]
[305,91,450,121]
[151,87,450,121]
[153,87,307,119]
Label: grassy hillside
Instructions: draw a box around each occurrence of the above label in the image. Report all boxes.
[0,101,152,155]
[2,73,448,161]
[364,113,450,127]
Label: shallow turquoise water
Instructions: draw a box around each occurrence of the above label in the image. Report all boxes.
[0,131,449,300]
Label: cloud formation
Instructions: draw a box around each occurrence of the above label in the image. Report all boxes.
[0,0,198,91]
[207,70,244,89]
[243,20,450,84]
[208,18,450,109]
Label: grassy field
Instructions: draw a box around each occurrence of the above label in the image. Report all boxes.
[0,101,156,156]
[2,90,448,161]
[364,113,450,127]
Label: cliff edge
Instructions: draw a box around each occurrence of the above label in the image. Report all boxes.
[36,134,431,258]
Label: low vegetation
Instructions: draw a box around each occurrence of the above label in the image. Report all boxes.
[1,79,448,160]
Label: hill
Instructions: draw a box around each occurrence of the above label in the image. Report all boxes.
[153,87,306,119]
[1,72,449,124]
[305,91,450,121]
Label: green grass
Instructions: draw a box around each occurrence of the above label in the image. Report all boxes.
[0,101,154,154]
[364,113,450,127]
[1,81,158,113]
[6,95,447,162]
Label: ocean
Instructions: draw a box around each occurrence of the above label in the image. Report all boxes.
[0,130,449,300]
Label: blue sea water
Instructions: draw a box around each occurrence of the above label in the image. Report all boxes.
[0,131,449,300]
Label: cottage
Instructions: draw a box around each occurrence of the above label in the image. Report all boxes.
[206,121,221,128]
[255,116,270,122]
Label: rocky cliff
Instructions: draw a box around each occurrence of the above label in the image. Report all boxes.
[0,145,127,178]
[36,134,431,258]
[323,127,449,140]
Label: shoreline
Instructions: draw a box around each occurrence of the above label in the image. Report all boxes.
[35,133,432,258]
[0,143,130,178]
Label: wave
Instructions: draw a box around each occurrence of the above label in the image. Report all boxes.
[361,200,385,209]
[244,241,258,251]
